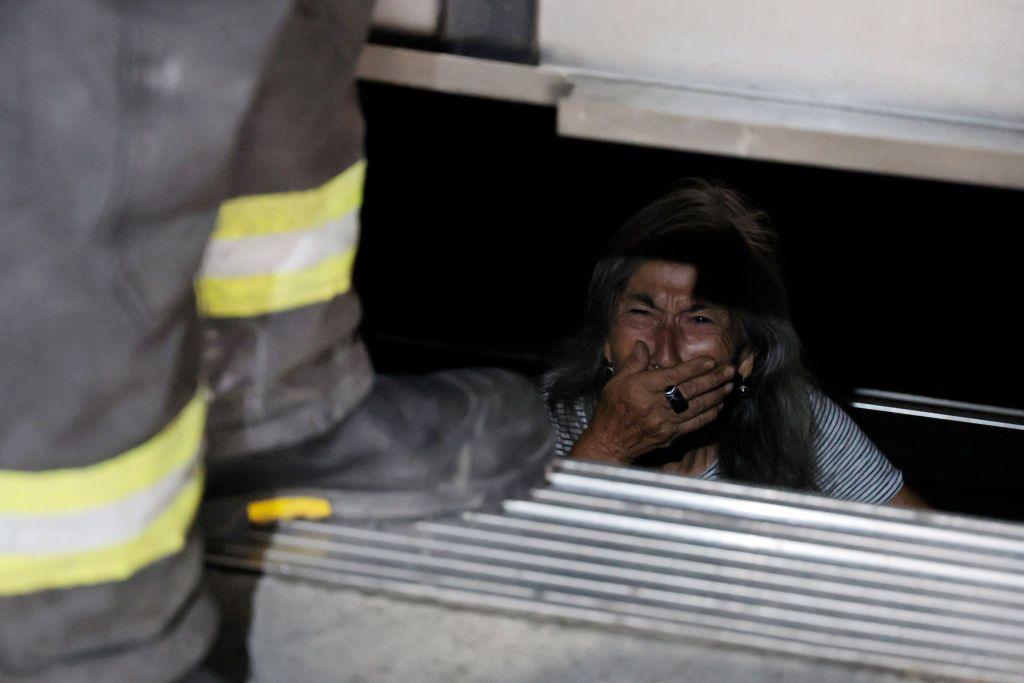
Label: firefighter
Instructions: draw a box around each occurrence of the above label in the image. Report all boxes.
[0,2,552,681]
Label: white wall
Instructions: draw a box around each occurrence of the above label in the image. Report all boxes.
[539,0,1024,125]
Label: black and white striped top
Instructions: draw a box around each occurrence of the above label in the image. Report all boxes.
[545,390,903,504]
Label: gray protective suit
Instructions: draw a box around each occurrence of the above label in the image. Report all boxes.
[1,1,552,681]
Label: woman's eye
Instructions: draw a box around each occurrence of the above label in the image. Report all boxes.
[629,308,652,316]
[692,315,712,324]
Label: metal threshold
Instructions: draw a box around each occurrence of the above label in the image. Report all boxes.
[207,458,1024,683]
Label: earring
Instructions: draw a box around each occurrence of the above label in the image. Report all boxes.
[736,375,752,398]
[602,361,615,379]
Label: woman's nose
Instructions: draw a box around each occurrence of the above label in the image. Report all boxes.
[651,325,684,368]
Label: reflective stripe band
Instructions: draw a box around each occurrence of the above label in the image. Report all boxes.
[0,393,205,515]
[196,160,366,318]
[213,160,365,240]
[0,469,203,596]
[201,212,359,279]
[0,460,199,555]
[0,394,206,595]
[197,248,356,318]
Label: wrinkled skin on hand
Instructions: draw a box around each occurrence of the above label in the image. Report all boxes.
[570,340,735,465]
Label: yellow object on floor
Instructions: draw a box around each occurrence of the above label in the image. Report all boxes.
[247,497,332,524]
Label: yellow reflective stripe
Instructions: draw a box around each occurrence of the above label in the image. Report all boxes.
[196,247,356,318]
[247,496,332,524]
[0,469,203,596]
[212,160,366,240]
[196,160,366,318]
[0,393,206,515]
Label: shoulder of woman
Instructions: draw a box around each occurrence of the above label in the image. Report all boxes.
[808,388,847,440]
[808,388,904,504]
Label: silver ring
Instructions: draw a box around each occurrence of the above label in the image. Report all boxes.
[664,385,688,414]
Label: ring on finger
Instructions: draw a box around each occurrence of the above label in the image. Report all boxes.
[664,385,689,414]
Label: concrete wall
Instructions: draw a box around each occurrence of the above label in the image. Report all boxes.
[539,0,1024,125]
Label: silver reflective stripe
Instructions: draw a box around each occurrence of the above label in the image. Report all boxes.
[200,211,359,278]
[0,458,199,555]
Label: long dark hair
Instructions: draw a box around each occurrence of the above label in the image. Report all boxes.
[546,180,817,490]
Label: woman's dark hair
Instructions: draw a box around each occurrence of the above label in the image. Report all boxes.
[545,179,818,490]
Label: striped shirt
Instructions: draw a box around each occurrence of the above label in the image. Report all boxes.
[545,389,903,504]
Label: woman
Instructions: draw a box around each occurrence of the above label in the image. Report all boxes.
[544,180,925,506]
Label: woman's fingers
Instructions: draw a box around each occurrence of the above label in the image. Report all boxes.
[637,359,734,411]
[672,363,735,405]
[665,382,732,433]
[654,400,727,445]
[677,402,726,434]
[649,402,725,449]
[639,356,718,391]
[647,380,733,445]
[589,357,735,461]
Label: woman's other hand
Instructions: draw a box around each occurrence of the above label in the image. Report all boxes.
[569,341,734,465]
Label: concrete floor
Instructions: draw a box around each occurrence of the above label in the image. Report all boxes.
[204,569,922,683]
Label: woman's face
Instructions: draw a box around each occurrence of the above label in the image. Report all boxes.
[603,260,747,373]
